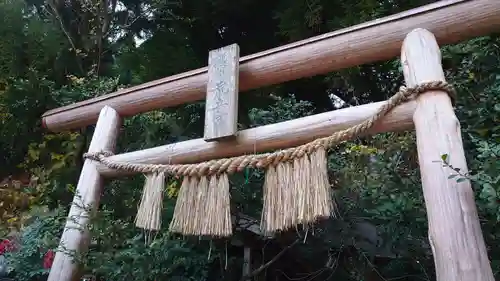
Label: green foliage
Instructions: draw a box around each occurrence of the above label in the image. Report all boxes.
[0,0,499,280]
[53,75,121,106]
[5,208,65,280]
[6,203,214,281]
[248,94,315,127]
[443,36,500,253]
[0,71,57,177]
[82,204,214,281]
[86,233,212,280]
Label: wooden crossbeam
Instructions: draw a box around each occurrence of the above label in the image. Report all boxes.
[204,44,240,141]
[40,0,500,132]
[97,98,416,177]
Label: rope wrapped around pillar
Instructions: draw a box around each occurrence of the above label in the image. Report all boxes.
[83,81,456,237]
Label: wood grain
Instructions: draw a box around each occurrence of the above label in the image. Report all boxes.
[98,98,416,177]
[41,0,500,132]
[204,44,240,141]
[47,106,121,281]
[402,29,494,281]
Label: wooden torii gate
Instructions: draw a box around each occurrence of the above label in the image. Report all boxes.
[43,0,500,280]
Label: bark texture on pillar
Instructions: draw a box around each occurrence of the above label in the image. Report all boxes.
[47,106,121,281]
[401,28,494,281]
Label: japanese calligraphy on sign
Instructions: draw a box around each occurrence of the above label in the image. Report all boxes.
[204,44,240,141]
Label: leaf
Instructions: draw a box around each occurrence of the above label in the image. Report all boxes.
[441,154,449,162]
[166,180,179,198]
[482,183,495,192]
[448,174,458,179]
[468,71,475,80]
[456,178,467,183]
[50,153,64,161]
[66,184,76,194]
[7,217,18,223]
[27,146,40,161]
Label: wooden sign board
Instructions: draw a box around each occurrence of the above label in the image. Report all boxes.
[204,43,240,141]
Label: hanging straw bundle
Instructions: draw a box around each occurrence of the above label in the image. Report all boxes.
[169,173,232,237]
[260,147,334,235]
[135,172,166,231]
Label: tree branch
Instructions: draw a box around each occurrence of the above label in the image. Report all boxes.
[45,1,85,75]
[240,239,300,281]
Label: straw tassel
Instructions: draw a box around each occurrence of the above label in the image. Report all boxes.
[135,172,165,231]
[169,176,199,234]
[310,148,336,219]
[169,174,232,237]
[294,155,313,225]
[190,176,209,234]
[260,161,295,234]
[203,173,232,237]
[169,176,194,234]
[260,165,276,235]
[280,162,295,229]
[260,148,335,234]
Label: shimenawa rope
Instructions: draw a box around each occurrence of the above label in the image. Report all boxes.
[83,81,455,176]
[82,80,456,237]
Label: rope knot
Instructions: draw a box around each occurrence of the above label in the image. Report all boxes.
[405,80,456,104]
[83,151,115,161]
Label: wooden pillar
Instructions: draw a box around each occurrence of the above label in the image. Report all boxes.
[47,106,121,281]
[243,247,251,276]
[401,28,494,281]
[204,43,240,141]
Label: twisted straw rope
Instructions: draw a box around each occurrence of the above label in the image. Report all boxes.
[84,81,455,177]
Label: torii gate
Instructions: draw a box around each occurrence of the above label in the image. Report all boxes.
[42,0,500,280]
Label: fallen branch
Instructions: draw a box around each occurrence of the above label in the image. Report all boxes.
[241,239,300,281]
